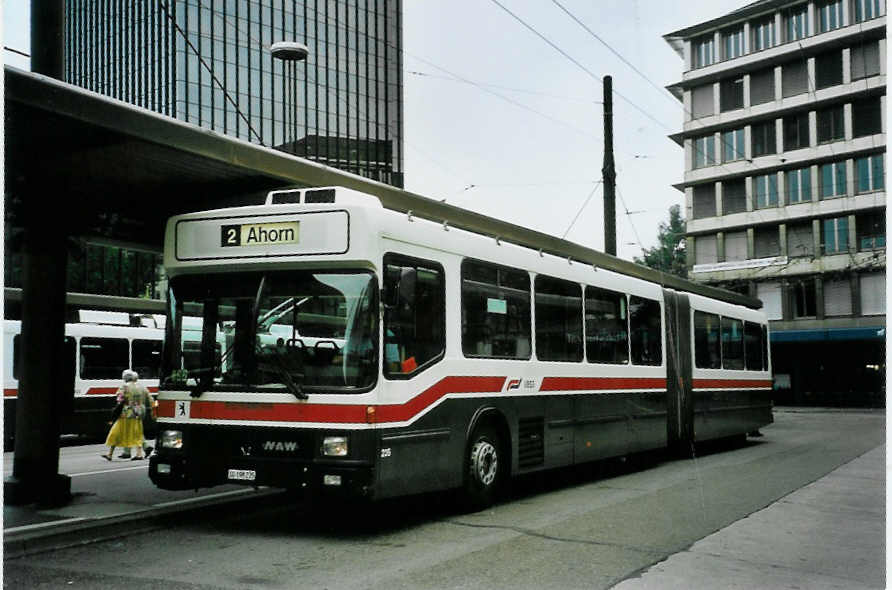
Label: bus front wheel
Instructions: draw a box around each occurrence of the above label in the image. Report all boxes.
[461,425,502,511]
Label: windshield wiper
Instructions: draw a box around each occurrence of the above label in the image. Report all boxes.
[257,354,307,400]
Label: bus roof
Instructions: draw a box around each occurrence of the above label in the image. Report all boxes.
[308,187,763,310]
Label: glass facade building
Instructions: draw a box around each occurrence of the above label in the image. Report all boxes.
[64,0,404,187]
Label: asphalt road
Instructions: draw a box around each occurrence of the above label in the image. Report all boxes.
[3,409,884,590]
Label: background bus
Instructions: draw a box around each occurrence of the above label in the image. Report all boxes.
[3,311,164,450]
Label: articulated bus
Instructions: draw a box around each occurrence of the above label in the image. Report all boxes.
[3,312,164,450]
[150,186,772,508]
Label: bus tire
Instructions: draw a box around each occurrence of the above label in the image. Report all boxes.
[461,425,502,511]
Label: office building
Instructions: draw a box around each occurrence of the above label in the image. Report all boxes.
[63,0,404,188]
[665,0,885,404]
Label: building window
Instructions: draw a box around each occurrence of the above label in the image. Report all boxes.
[787,222,815,257]
[695,234,718,265]
[856,209,885,250]
[751,16,776,51]
[757,281,783,320]
[855,154,884,193]
[817,0,845,32]
[722,26,745,60]
[815,50,843,89]
[585,286,629,365]
[755,173,779,208]
[720,77,744,112]
[852,0,882,22]
[535,276,583,362]
[722,178,747,214]
[692,184,716,219]
[820,161,847,198]
[783,112,810,150]
[784,5,809,42]
[725,230,748,261]
[722,128,746,162]
[860,272,886,315]
[851,41,881,80]
[691,84,715,119]
[754,226,781,258]
[751,120,777,157]
[853,96,882,138]
[786,167,813,203]
[823,278,853,316]
[750,67,776,105]
[693,134,716,168]
[693,34,716,68]
[791,278,817,318]
[823,216,850,254]
[817,104,845,143]
[782,60,809,97]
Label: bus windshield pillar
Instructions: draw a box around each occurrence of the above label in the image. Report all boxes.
[4,224,72,506]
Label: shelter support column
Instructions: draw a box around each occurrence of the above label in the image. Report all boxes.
[4,224,71,506]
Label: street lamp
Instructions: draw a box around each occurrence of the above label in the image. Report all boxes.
[271,41,309,154]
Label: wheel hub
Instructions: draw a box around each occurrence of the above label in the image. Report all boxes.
[471,440,498,486]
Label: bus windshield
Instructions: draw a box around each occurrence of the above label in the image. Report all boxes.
[160,270,378,394]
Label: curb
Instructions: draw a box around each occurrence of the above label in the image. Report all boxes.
[4,487,285,559]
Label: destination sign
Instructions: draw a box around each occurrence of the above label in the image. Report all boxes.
[221,221,300,247]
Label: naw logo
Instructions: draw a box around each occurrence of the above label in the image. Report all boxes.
[263,441,299,452]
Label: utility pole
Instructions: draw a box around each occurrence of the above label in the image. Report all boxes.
[602,76,616,256]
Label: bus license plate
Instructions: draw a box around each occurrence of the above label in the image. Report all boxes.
[228,469,256,481]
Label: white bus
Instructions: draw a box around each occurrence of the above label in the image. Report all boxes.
[149,186,772,508]
[3,312,164,450]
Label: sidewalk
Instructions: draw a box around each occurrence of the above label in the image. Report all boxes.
[613,444,886,589]
[3,443,281,558]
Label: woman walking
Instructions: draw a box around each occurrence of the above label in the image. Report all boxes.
[101,369,152,461]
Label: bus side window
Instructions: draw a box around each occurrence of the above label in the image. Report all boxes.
[744,321,764,371]
[14,334,76,383]
[629,296,662,366]
[12,335,21,380]
[721,317,745,370]
[80,337,129,379]
[461,260,531,360]
[133,339,164,379]
[694,311,721,369]
[383,254,445,378]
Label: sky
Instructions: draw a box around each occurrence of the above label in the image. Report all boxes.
[3,0,748,261]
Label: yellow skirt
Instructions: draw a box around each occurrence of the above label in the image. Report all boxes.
[105,416,144,448]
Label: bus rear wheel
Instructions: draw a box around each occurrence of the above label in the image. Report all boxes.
[461,425,502,511]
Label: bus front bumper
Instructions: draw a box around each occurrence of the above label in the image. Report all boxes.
[148,452,375,497]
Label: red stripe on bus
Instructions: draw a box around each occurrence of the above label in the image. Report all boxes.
[4,388,17,398]
[374,376,507,423]
[540,377,666,392]
[156,376,507,424]
[85,387,119,395]
[692,379,773,389]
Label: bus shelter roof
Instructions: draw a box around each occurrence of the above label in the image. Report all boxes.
[5,66,761,310]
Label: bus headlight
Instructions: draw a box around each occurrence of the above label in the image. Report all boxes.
[160,430,183,449]
[322,436,348,456]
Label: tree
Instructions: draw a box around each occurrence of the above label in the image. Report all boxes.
[634,204,687,278]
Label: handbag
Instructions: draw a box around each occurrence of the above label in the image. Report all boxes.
[110,401,124,422]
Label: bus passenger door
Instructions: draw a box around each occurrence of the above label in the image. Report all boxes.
[663,291,693,455]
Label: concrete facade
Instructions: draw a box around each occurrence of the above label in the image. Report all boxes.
[665,0,886,404]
